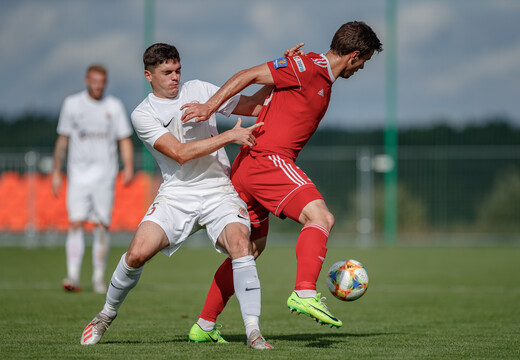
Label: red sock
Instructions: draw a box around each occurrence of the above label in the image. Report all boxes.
[294,224,329,291]
[199,257,235,322]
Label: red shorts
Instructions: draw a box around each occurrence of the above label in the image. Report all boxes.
[230,151,323,240]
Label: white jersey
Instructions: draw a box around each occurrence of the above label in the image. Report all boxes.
[57,90,132,185]
[131,80,240,192]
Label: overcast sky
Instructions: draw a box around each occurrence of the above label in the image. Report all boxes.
[1,0,520,129]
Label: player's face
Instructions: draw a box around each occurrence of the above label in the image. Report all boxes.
[339,49,375,79]
[146,60,182,99]
[85,70,106,100]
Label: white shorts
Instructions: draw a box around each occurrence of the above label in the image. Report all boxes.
[67,181,115,226]
[141,183,250,256]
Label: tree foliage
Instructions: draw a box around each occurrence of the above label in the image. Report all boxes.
[1,113,519,149]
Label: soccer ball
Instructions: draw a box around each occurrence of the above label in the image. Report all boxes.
[326,259,369,301]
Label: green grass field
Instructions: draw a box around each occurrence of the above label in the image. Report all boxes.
[1,243,519,359]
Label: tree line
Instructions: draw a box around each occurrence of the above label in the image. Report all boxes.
[1,113,519,150]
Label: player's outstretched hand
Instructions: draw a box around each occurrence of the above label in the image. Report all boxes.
[228,118,264,147]
[284,42,305,57]
[180,102,212,123]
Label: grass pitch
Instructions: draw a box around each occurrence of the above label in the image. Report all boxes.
[0,243,519,359]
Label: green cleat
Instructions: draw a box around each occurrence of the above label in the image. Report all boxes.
[188,323,228,343]
[287,291,343,328]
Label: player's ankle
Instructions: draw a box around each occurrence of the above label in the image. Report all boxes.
[197,318,216,331]
[294,289,316,298]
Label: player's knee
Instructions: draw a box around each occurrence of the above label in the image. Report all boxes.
[70,221,84,230]
[324,211,335,230]
[125,250,147,268]
[307,209,334,231]
[226,237,253,259]
[219,223,252,258]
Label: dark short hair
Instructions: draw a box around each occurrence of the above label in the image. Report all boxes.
[143,43,181,71]
[330,21,383,57]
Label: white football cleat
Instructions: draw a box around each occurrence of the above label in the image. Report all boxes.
[62,278,82,293]
[247,329,273,350]
[81,312,115,345]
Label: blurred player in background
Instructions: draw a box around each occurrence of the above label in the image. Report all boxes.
[181,21,383,333]
[80,42,310,349]
[51,64,134,294]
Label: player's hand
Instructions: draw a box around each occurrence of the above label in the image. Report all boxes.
[180,102,212,123]
[228,118,264,147]
[51,170,62,197]
[121,167,134,186]
[284,42,305,57]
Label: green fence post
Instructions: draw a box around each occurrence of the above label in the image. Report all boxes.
[142,0,155,174]
[384,0,398,245]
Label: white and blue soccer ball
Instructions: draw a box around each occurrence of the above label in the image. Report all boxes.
[326,259,369,301]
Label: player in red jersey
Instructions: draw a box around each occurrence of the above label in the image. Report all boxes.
[182,21,382,336]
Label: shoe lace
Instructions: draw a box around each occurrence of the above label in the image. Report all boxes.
[93,315,112,333]
[316,293,330,310]
[212,324,224,337]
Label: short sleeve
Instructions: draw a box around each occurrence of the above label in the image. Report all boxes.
[131,108,168,149]
[57,97,74,136]
[112,98,133,139]
[195,80,240,117]
[217,94,240,117]
[267,56,309,90]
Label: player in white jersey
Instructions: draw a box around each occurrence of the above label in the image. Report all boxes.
[79,43,308,349]
[52,64,134,294]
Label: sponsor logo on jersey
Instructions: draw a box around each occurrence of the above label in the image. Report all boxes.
[294,56,306,72]
[318,89,324,97]
[273,57,288,69]
[163,116,175,127]
[78,129,108,140]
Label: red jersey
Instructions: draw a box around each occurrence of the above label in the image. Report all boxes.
[249,52,334,160]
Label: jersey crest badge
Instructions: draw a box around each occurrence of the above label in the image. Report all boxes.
[238,207,249,219]
[294,56,306,72]
[273,57,288,69]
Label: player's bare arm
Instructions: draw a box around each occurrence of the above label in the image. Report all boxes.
[232,85,273,117]
[51,134,69,197]
[232,42,304,116]
[153,118,264,165]
[118,137,134,185]
[181,64,273,123]
[180,42,305,123]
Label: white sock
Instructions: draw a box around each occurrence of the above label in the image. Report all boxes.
[105,253,143,314]
[66,227,84,283]
[101,303,118,319]
[244,318,260,339]
[92,226,110,283]
[295,289,317,299]
[196,318,216,332]
[232,255,261,338]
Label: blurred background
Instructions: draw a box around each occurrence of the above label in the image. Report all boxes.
[1,0,520,247]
